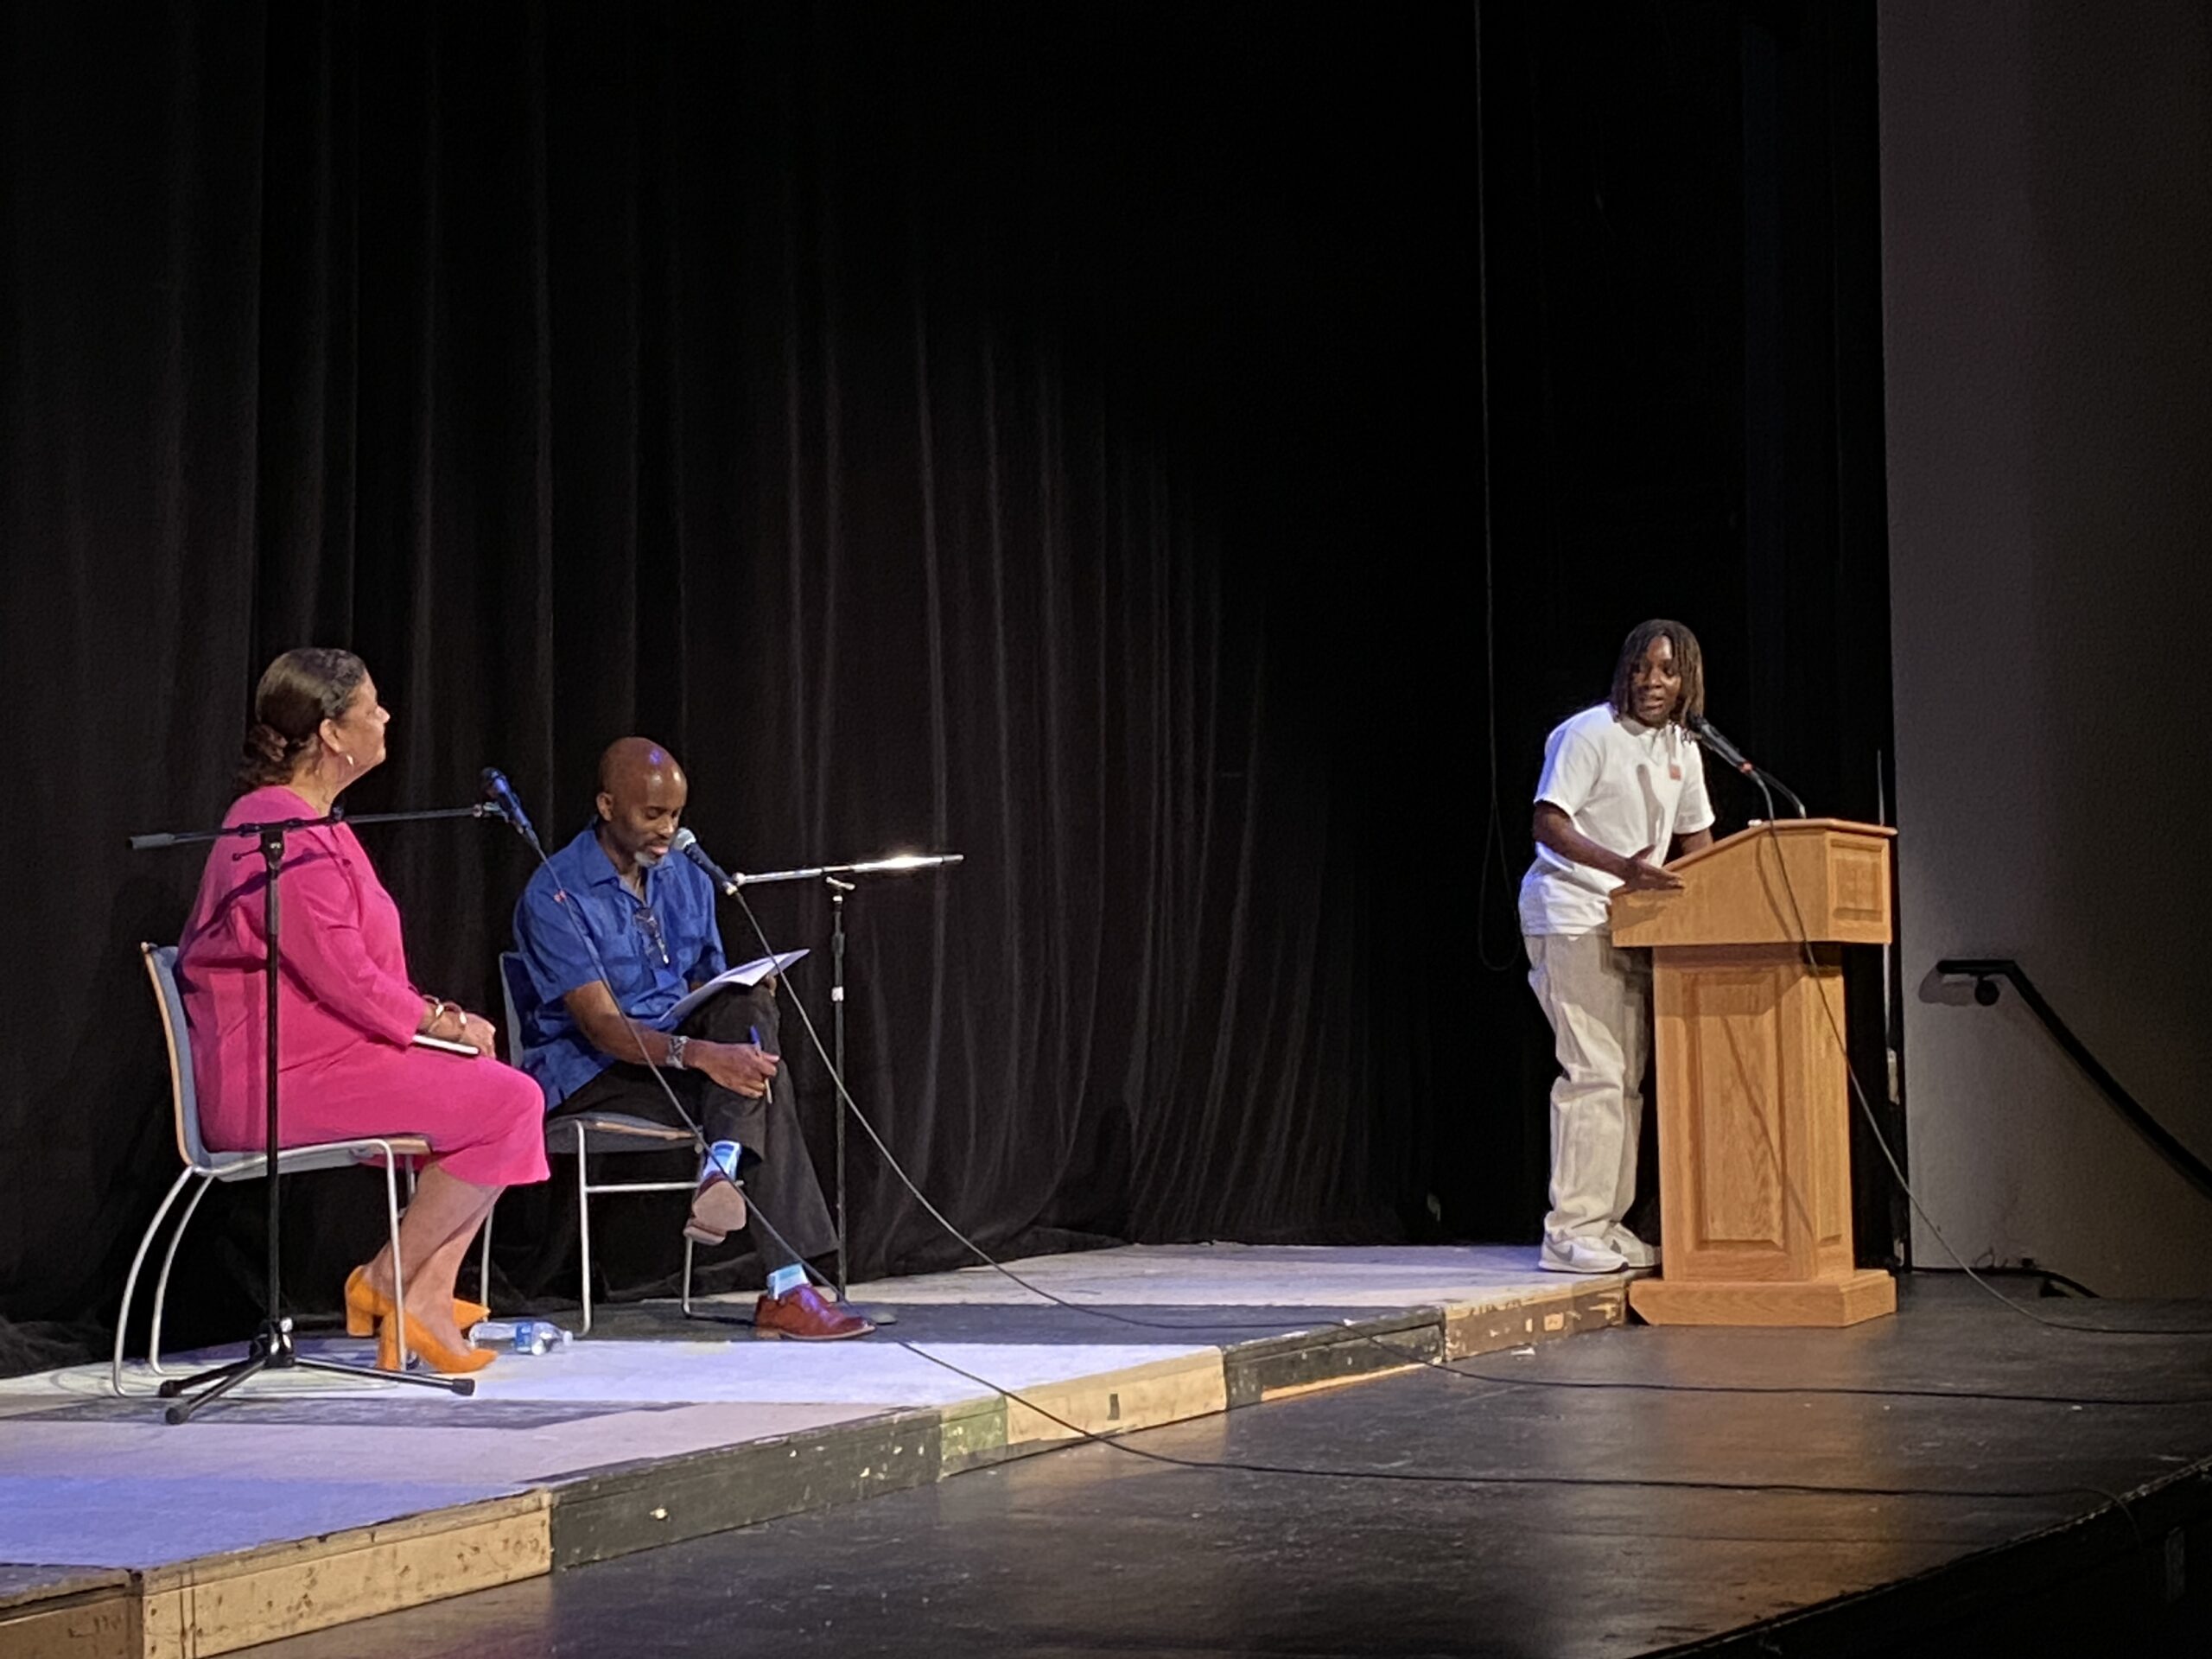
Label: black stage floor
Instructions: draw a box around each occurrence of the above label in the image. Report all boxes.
[238,1277,2212,1657]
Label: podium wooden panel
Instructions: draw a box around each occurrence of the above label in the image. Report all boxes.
[1610,819,1897,1327]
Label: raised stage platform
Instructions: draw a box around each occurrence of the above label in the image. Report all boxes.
[0,1243,1626,1658]
[4,1248,2209,1657]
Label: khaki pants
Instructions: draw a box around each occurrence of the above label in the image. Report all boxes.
[1525,931,1649,1248]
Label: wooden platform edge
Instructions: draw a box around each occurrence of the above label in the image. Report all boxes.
[0,1495,551,1659]
[548,1404,947,1571]
[1001,1349,1230,1450]
[1444,1280,1632,1358]
[0,1576,136,1659]
[135,1491,548,1659]
[1221,1310,1443,1409]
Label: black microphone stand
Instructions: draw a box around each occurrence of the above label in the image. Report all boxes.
[826,874,855,1300]
[130,803,505,1422]
[696,852,963,1300]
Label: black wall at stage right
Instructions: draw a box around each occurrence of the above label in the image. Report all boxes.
[1880,1,2212,1293]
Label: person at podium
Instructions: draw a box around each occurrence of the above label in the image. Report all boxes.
[1518,620,1716,1274]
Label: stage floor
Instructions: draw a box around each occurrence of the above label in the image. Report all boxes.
[242,1274,2212,1658]
[8,1254,2209,1657]
[0,1243,1630,1658]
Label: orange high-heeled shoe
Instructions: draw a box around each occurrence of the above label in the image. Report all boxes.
[344,1267,389,1335]
[375,1308,497,1375]
[343,1269,489,1337]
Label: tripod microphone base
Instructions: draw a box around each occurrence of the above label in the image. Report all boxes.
[155,1319,477,1424]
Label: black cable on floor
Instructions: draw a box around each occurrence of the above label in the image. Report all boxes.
[894,1339,2144,1522]
[1407,1348,2212,1410]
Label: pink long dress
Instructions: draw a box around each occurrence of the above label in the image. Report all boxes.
[175,785,549,1188]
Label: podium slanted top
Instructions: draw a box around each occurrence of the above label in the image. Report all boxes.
[1610,818,1896,950]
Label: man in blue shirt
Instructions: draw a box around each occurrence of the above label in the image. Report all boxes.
[511,738,866,1340]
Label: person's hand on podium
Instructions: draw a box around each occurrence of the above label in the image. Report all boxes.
[1616,845,1684,893]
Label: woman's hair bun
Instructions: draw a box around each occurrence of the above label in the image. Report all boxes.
[232,648,367,792]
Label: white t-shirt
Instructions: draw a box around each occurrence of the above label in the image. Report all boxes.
[1518,702,1716,937]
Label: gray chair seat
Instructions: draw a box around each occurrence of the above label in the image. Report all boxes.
[544,1113,694,1154]
[475,954,703,1333]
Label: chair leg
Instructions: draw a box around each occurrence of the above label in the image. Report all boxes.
[478,1198,496,1309]
[380,1144,409,1370]
[575,1121,594,1337]
[681,1235,695,1316]
[111,1166,200,1397]
[146,1174,221,1378]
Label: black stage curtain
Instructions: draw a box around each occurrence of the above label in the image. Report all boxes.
[0,3,1891,1367]
[0,3,1474,1357]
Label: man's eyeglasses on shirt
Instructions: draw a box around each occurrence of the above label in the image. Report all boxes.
[633,906,670,966]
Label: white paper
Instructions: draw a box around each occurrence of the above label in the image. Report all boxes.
[663,950,808,1026]
[410,1033,479,1058]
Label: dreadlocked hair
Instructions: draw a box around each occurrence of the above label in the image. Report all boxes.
[1608,619,1706,727]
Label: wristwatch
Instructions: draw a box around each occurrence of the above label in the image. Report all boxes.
[665,1033,690,1071]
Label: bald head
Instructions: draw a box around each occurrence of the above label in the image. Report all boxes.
[594,737,689,874]
[598,736,684,799]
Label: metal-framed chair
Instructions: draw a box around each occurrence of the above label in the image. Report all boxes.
[113,944,429,1395]
[479,953,698,1334]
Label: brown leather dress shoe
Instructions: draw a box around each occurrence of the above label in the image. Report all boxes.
[683,1168,749,1245]
[753,1283,874,1341]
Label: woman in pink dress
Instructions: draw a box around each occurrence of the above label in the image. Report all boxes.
[178,648,549,1373]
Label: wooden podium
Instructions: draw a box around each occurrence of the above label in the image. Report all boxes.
[1611,819,1897,1327]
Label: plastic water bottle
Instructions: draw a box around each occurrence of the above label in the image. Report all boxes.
[467,1318,573,1356]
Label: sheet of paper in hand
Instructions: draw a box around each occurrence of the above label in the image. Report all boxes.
[664,950,810,1026]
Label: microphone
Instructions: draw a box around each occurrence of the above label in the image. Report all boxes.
[671,828,741,895]
[1687,715,1756,776]
[1687,716,1808,818]
[480,768,543,850]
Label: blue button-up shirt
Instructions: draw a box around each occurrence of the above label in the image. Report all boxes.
[511,823,728,1110]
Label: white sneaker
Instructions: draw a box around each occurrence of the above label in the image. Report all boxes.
[1604,1225,1659,1269]
[1539,1236,1628,1274]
